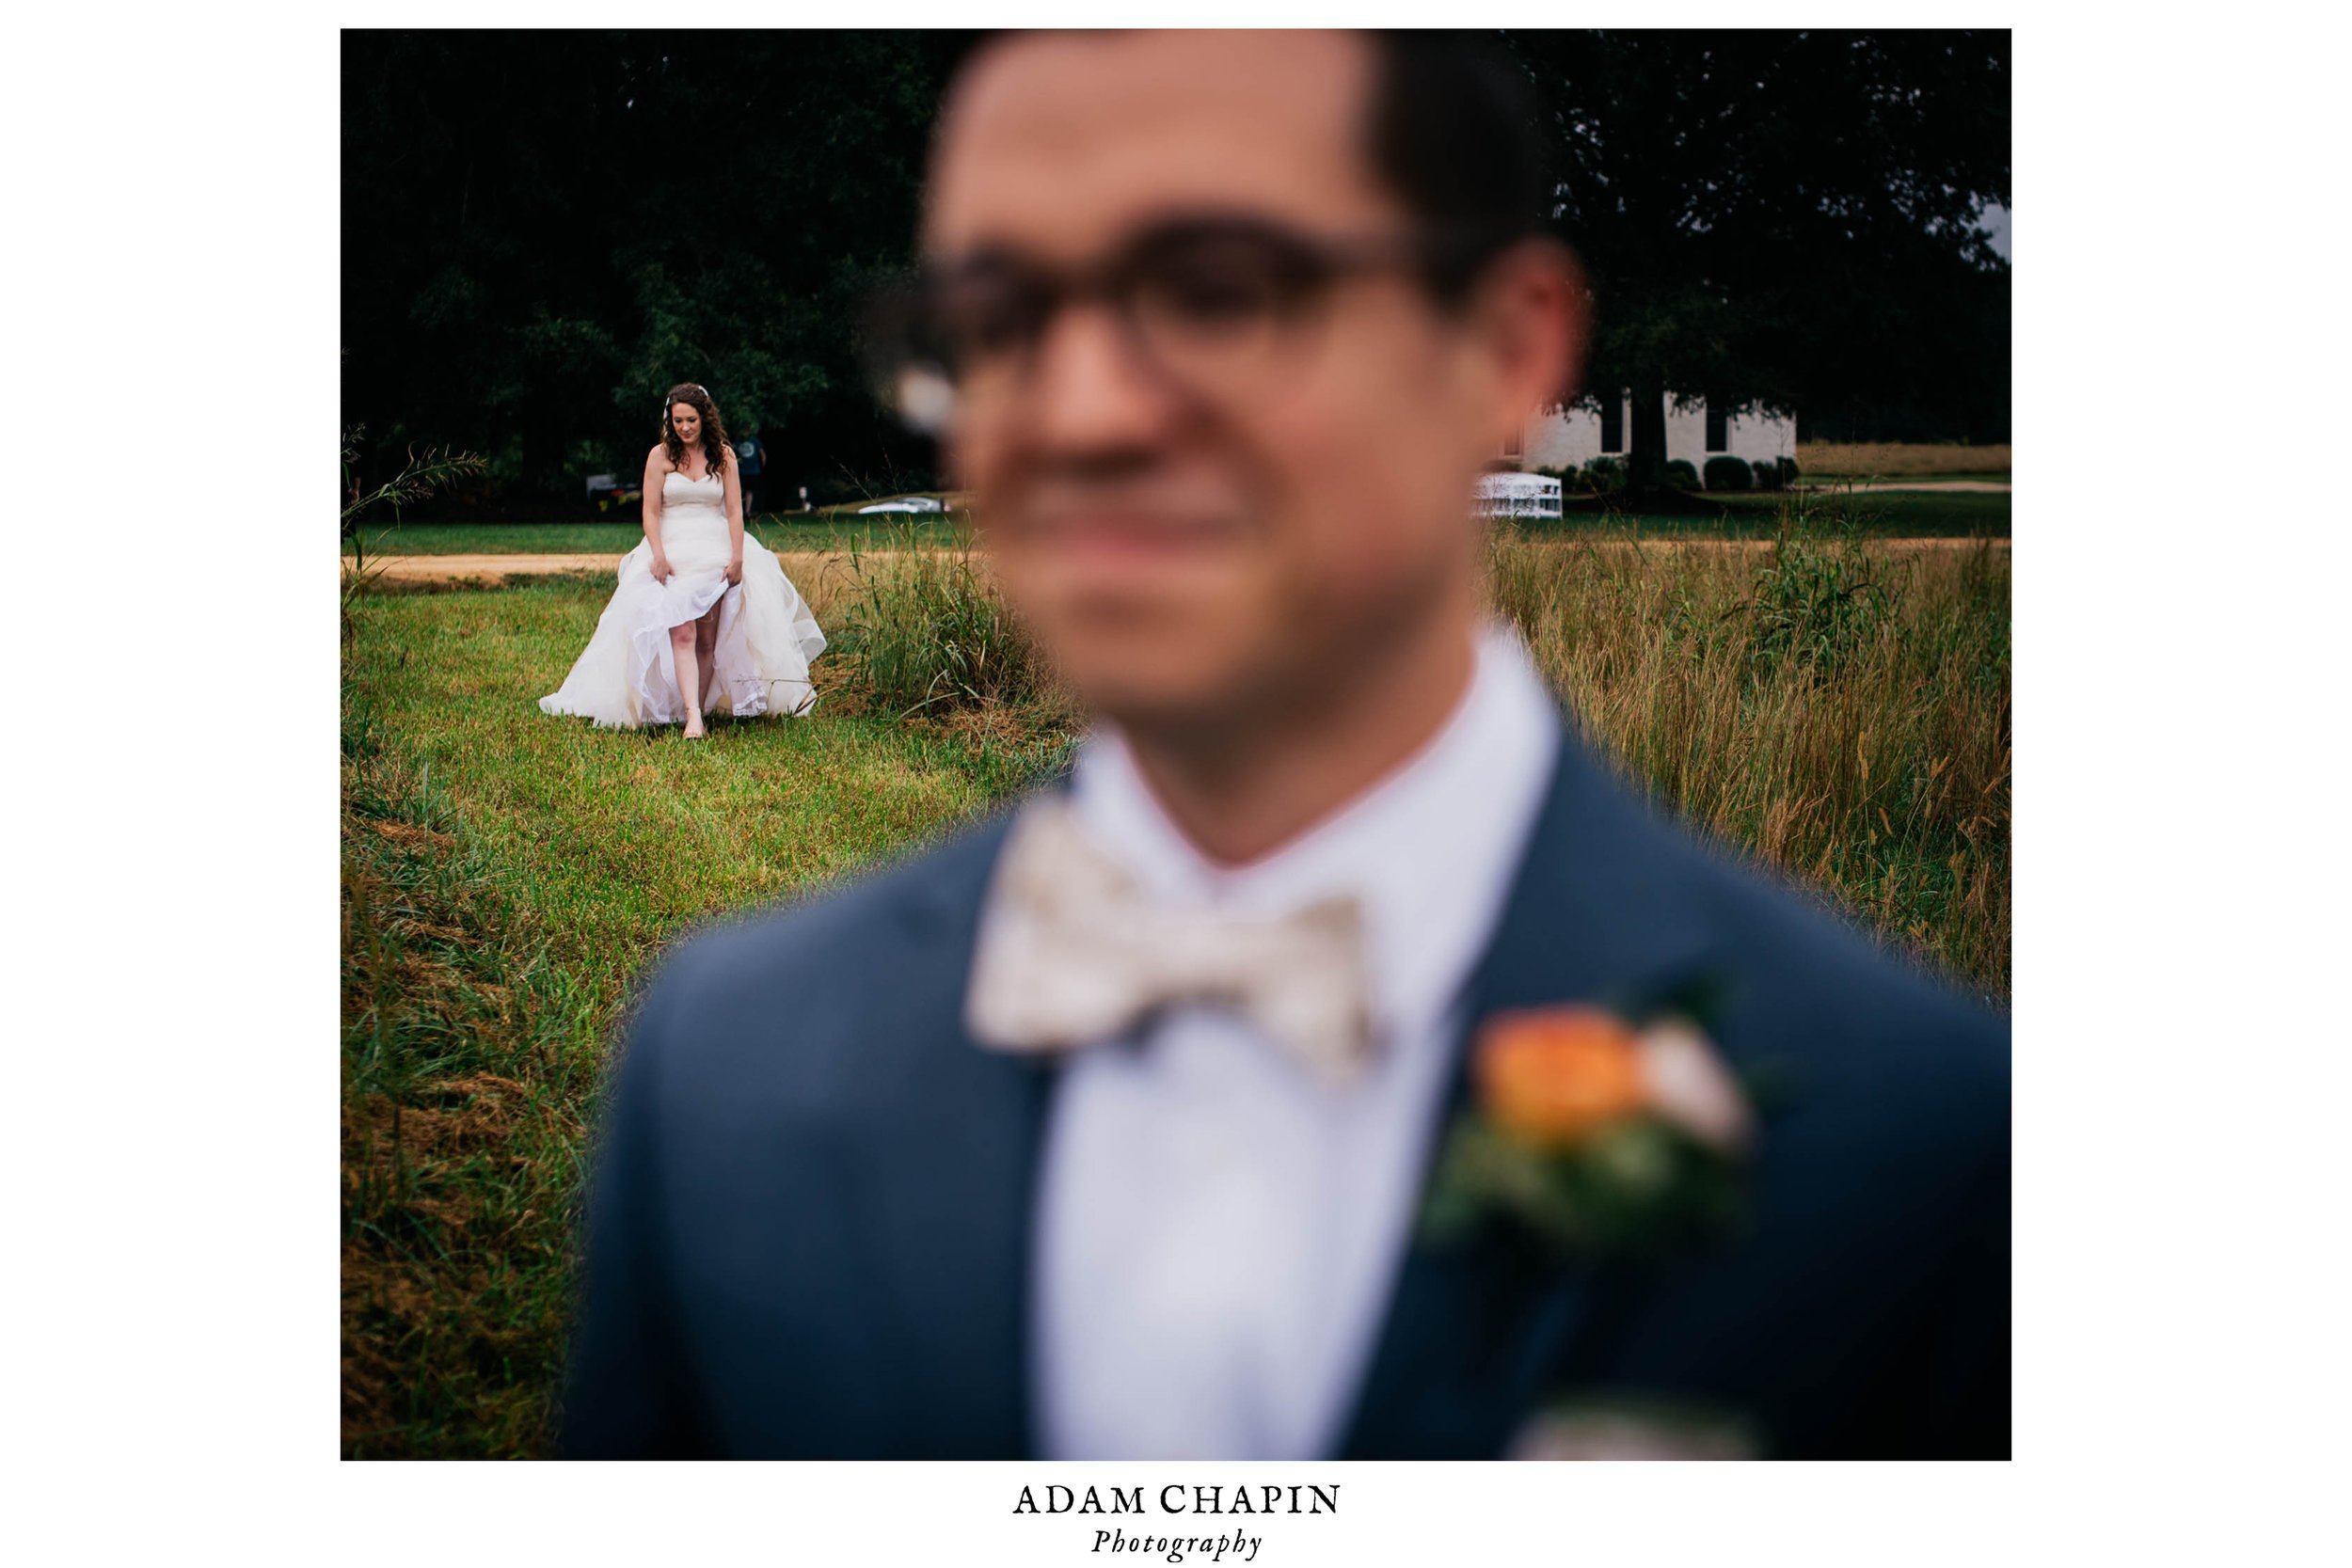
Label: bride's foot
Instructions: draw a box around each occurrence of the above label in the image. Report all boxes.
[682,711,708,740]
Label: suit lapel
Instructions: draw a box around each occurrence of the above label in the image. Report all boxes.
[1340,730,1721,1457]
[836,812,1060,1457]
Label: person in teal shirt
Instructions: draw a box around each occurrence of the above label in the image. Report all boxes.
[734,433,766,517]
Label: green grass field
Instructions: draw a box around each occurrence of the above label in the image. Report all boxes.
[341,572,1073,1456]
[1529,488,2009,537]
[342,522,2008,1457]
[343,515,965,557]
[343,488,2009,558]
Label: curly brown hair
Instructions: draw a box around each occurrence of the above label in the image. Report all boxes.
[660,383,734,479]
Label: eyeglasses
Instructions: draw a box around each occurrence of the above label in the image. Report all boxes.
[871,214,1483,435]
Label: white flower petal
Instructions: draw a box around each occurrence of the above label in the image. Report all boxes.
[1637,1019,1753,1155]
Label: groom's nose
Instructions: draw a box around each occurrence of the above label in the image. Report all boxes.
[1016,299,1187,463]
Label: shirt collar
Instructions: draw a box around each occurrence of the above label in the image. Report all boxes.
[1068,625,1563,1037]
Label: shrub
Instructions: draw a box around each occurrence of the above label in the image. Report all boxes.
[1752,459,1786,492]
[832,526,1055,717]
[1581,456,1627,493]
[1703,456,1753,492]
[1663,459,1700,490]
[1745,512,1894,680]
[1778,454,1800,485]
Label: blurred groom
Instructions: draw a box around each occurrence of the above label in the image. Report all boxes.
[564,30,2008,1460]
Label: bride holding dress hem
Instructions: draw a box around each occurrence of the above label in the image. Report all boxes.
[539,382,825,736]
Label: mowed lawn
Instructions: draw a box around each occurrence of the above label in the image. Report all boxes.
[344,515,964,557]
[347,582,1022,957]
[342,529,2008,1458]
[341,574,1066,1457]
[1528,487,2007,537]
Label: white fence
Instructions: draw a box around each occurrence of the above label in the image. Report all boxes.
[1472,472,1564,519]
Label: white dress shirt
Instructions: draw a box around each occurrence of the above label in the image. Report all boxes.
[1026,626,1563,1459]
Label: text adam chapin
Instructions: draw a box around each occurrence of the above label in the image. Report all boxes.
[1013,1482,1341,1563]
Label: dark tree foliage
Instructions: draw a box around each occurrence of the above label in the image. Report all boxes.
[1502,30,2010,484]
[342,29,2007,515]
[342,30,975,514]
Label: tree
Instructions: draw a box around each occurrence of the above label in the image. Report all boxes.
[1502,30,2010,495]
[342,30,975,512]
[341,31,2010,512]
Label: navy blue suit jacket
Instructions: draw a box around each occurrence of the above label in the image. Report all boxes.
[563,728,2010,1458]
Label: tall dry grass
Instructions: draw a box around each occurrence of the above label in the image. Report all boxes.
[818,511,2010,995]
[829,524,1060,719]
[1795,441,2011,478]
[1489,521,2010,998]
[817,510,2010,995]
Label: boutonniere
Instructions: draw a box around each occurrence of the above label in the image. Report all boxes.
[1420,1003,1755,1261]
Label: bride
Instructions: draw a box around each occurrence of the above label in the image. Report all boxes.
[540,383,825,736]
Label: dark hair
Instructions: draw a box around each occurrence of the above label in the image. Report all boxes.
[940,30,1555,302]
[1361,31,1556,301]
[660,382,733,477]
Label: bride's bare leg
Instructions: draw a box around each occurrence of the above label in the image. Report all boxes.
[669,621,706,738]
[694,603,722,716]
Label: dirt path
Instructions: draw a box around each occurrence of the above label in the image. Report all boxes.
[352,535,2008,586]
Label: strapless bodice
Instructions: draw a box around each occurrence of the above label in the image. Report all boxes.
[663,470,725,511]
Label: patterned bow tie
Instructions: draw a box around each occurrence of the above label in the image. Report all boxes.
[964,798,1376,1082]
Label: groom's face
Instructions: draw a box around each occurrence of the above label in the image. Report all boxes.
[925,30,1566,731]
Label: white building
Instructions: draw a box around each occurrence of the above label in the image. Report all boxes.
[1504,393,1796,475]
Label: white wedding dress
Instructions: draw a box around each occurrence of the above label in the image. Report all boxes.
[539,470,826,727]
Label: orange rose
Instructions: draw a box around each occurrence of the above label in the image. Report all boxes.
[1473,1006,1649,1149]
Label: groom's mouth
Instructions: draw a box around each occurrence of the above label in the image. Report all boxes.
[1025,510,1241,561]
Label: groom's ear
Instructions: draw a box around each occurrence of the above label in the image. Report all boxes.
[1462,238,1589,448]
